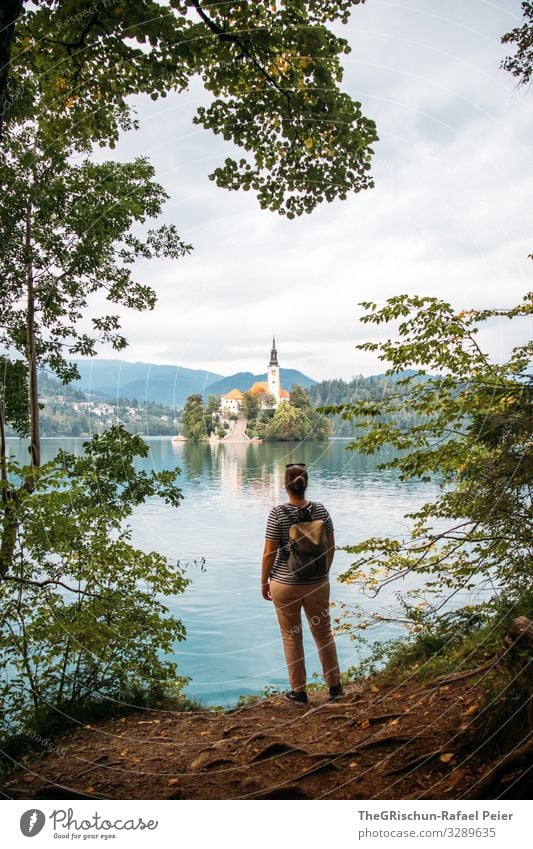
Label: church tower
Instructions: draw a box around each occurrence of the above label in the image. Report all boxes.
[268,336,281,405]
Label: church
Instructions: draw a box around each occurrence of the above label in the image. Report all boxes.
[220,338,290,414]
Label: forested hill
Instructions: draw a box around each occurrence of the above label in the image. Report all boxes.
[306,371,433,436]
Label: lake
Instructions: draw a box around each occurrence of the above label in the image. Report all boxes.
[8,437,442,706]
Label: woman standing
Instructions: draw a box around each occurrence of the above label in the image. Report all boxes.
[261,463,343,705]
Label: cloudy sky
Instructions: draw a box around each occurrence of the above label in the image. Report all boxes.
[91,0,531,381]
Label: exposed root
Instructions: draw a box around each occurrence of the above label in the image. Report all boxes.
[469,735,533,799]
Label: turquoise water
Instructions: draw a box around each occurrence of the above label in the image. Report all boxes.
[8,438,441,706]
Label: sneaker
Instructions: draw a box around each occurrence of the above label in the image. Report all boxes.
[284,690,308,706]
[328,682,343,701]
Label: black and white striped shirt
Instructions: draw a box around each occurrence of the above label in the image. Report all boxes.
[265,501,334,584]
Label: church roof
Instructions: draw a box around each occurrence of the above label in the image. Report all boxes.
[280,388,290,399]
[222,388,244,400]
[249,381,268,395]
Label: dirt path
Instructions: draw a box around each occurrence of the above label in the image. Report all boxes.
[3,670,531,800]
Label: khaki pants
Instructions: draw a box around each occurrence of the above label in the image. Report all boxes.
[270,579,340,692]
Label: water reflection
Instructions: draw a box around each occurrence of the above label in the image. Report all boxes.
[7,437,439,706]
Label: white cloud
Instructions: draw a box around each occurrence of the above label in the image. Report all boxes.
[84,0,532,380]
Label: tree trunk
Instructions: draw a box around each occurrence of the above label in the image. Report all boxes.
[26,200,40,473]
[0,399,15,577]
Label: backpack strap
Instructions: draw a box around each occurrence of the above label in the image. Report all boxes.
[280,501,315,523]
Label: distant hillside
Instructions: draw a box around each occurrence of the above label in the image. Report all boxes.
[71,360,223,407]
[207,369,316,397]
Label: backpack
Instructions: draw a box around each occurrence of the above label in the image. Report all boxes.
[279,502,329,581]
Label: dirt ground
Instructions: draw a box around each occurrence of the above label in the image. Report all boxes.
[2,669,532,801]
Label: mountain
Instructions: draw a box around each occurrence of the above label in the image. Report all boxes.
[71,360,223,407]
[206,369,316,396]
[69,360,317,406]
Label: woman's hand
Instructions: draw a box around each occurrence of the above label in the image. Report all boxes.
[261,581,272,601]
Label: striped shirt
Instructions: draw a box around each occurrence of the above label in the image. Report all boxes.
[265,501,334,584]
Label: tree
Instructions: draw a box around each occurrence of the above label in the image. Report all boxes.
[290,383,311,408]
[181,394,206,441]
[0,127,190,577]
[0,427,189,736]
[206,394,221,415]
[502,1,533,86]
[0,127,190,462]
[265,400,300,440]
[320,293,532,624]
[2,1,377,217]
[261,398,330,441]
[242,390,259,421]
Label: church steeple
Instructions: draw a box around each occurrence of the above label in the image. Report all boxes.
[269,335,278,367]
[267,336,281,405]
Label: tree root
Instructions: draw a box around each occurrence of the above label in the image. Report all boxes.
[419,661,496,690]
[469,735,533,798]
[384,749,446,775]
[349,712,404,727]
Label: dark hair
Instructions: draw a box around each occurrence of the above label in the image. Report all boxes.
[285,464,308,495]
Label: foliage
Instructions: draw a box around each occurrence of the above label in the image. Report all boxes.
[242,390,260,421]
[0,426,189,738]
[0,357,29,438]
[290,383,312,408]
[0,127,191,386]
[501,1,533,86]
[4,1,377,217]
[181,393,207,441]
[307,372,432,436]
[261,391,331,441]
[342,591,533,687]
[320,293,532,622]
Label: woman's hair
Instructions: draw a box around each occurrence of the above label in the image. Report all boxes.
[285,464,308,495]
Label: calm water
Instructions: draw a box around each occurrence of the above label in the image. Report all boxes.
[8,437,442,706]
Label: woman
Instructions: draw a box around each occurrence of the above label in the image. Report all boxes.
[261,463,343,705]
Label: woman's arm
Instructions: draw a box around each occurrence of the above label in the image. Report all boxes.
[261,539,278,600]
[326,532,335,571]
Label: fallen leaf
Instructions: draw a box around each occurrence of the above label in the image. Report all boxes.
[158,730,169,737]
[120,748,129,758]
[361,719,370,729]
[167,778,179,786]
[23,775,35,783]
[131,757,141,765]
[200,731,209,736]
[370,685,380,693]
[83,724,93,730]
[439,753,454,763]
[349,761,358,769]
[465,703,478,715]
[83,785,95,793]
[388,719,400,726]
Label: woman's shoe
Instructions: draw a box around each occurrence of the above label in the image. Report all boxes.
[328,683,343,701]
[284,690,308,705]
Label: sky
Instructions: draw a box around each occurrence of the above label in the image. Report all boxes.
[90,0,532,381]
